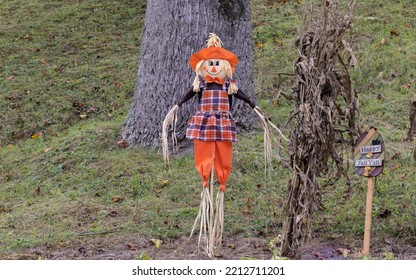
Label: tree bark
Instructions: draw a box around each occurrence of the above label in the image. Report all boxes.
[123,0,256,147]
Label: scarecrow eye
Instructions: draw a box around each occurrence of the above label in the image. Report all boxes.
[209,61,213,66]
[215,61,220,66]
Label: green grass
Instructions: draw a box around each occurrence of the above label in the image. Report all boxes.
[1,0,415,258]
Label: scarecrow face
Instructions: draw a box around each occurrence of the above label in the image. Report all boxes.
[200,59,229,81]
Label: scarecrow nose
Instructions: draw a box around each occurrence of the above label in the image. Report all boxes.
[211,66,217,73]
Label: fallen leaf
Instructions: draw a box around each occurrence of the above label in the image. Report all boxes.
[227,243,236,249]
[337,247,351,258]
[274,39,284,46]
[117,139,128,148]
[138,251,151,260]
[256,184,262,191]
[41,57,46,64]
[44,147,53,153]
[390,163,401,171]
[160,180,169,188]
[31,133,40,139]
[35,186,41,195]
[115,81,123,88]
[401,83,411,89]
[390,29,399,37]
[79,114,88,120]
[6,76,15,80]
[381,37,387,45]
[313,252,325,260]
[150,238,163,249]
[126,243,139,251]
[389,152,400,160]
[112,196,125,203]
[256,43,264,48]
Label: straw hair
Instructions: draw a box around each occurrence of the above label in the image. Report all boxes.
[253,106,289,178]
[192,60,204,92]
[206,33,223,48]
[162,105,179,165]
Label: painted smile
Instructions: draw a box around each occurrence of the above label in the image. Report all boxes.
[207,70,222,76]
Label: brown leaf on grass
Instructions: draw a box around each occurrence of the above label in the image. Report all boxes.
[41,57,46,64]
[256,184,262,191]
[35,186,41,195]
[160,180,169,188]
[6,76,15,80]
[389,152,400,160]
[390,29,399,37]
[112,196,124,203]
[117,139,128,148]
[115,81,123,88]
[31,133,42,139]
[401,83,411,89]
[381,37,387,45]
[79,114,88,120]
[390,163,401,171]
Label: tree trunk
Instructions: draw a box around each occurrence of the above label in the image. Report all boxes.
[122,0,255,147]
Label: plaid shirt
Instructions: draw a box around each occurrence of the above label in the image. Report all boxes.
[186,80,237,142]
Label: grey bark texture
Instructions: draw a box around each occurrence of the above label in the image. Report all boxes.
[122,0,256,147]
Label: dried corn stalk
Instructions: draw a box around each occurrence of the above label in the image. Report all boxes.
[281,0,358,257]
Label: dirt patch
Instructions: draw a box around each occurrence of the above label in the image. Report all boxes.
[1,234,415,260]
[0,235,271,260]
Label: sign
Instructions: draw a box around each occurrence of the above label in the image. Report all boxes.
[359,145,382,154]
[353,127,386,256]
[355,159,382,167]
[354,127,384,177]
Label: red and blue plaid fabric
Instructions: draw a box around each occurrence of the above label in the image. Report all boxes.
[186,81,237,142]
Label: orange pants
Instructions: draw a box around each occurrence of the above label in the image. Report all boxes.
[193,140,232,192]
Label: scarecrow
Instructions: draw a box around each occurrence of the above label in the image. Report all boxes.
[162,33,286,256]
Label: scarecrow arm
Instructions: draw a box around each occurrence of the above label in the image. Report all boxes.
[235,89,256,108]
[178,87,197,107]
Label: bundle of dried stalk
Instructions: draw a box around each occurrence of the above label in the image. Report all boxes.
[281,0,359,257]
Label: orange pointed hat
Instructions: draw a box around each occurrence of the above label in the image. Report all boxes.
[189,33,238,72]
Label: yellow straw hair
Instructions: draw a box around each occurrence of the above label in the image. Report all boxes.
[162,105,179,165]
[206,33,223,48]
[192,60,204,92]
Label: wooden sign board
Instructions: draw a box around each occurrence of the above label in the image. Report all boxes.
[353,127,385,256]
[354,127,385,177]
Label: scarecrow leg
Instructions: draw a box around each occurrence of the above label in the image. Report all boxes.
[190,140,215,256]
[208,162,215,256]
[213,141,232,246]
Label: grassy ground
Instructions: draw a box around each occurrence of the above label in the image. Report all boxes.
[1,0,415,259]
